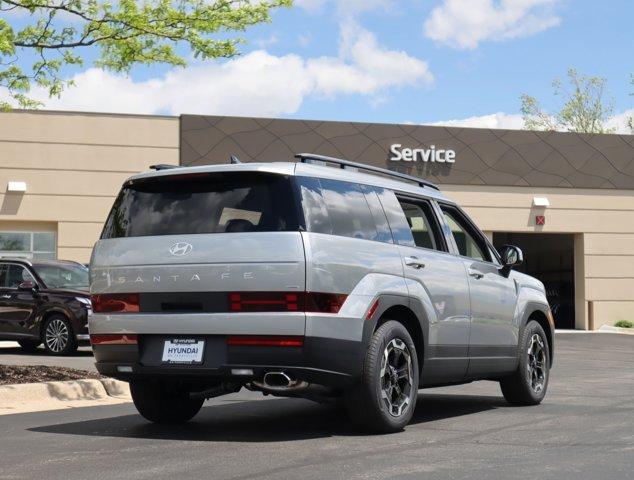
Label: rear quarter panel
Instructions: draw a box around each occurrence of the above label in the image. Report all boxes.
[302,232,407,342]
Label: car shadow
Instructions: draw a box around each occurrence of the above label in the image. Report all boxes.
[29,392,506,442]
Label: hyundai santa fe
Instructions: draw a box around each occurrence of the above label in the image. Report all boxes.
[89,154,554,433]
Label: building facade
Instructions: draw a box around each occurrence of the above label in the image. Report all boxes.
[2,109,634,331]
[0,110,179,262]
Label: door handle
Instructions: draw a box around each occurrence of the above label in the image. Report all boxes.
[404,256,425,269]
[468,269,484,279]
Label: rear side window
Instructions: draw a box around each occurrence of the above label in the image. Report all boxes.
[297,177,388,242]
[101,173,299,238]
[361,186,393,243]
[319,179,378,241]
[375,189,416,246]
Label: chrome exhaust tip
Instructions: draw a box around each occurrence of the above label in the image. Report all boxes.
[263,371,292,389]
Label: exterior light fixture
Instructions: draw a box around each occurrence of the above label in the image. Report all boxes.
[532,197,550,207]
[7,181,27,193]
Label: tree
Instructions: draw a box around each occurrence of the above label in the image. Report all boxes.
[520,68,614,134]
[0,0,290,110]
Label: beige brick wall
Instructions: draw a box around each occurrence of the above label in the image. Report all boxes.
[443,185,634,330]
[0,110,179,263]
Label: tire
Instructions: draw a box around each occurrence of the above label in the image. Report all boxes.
[345,320,419,433]
[500,320,550,406]
[18,339,41,352]
[130,380,204,424]
[42,314,78,356]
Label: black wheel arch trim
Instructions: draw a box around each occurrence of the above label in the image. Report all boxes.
[361,294,430,373]
[520,302,555,366]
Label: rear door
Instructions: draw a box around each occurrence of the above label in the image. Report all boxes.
[0,264,38,337]
[91,171,306,336]
[438,204,519,376]
[378,191,471,383]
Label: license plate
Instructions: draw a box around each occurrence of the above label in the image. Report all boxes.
[161,339,205,364]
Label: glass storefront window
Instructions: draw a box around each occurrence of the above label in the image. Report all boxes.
[0,231,56,259]
[0,232,30,252]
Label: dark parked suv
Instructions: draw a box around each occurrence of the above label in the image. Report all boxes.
[0,258,91,355]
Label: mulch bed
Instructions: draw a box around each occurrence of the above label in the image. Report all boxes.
[0,364,102,386]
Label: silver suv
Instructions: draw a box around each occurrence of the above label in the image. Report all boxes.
[89,154,554,433]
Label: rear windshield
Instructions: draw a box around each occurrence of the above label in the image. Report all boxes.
[101,172,299,238]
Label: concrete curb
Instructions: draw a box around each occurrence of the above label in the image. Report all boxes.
[599,325,634,335]
[0,378,131,415]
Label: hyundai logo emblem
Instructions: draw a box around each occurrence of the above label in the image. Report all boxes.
[169,242,193,256]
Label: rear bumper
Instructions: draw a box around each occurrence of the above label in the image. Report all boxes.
[89,307,370,387]
[93,335,365,388]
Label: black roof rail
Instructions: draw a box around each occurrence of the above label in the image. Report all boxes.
[294,153,439,190]
[149,164,180,171]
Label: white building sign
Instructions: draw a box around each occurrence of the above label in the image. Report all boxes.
[389,144,456,163]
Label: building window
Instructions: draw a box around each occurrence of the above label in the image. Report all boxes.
[0,232,56,260]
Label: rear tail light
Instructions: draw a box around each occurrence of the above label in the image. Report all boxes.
[229,292,300,312]
[90,291,347,314]
[90,334,138,345]
[228,292,347,313]
[92,293,140,313]
[227,335,304,347]
[304,292,347,314]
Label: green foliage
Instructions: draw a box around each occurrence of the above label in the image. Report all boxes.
[521,68,615,134]
[0,0,291,110]
[614,320,633,328]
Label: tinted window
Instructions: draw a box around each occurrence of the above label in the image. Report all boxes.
[101,173,299,238]
[399,201,438,250]
[32,264,89,290]
[319,179,378,241]
[296,176,332,235]
[3,265,35,288]
[361,185,393,243]
[441,206,488,261]
[298,177,383,241]
[375,190,416,247]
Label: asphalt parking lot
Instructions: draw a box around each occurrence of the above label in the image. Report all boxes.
[1,332,633,480]
[0,341,95,371]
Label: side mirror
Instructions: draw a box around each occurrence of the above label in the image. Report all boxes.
[499,244,523,275]
[18,280,38,292]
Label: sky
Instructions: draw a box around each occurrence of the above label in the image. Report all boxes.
[2,0,633,131]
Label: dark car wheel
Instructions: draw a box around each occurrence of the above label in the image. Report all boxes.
[17,339,41,352]
[42,314,78,356]
[345,320,419,433]
[130,380,204,424]
[500,320,550,405]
